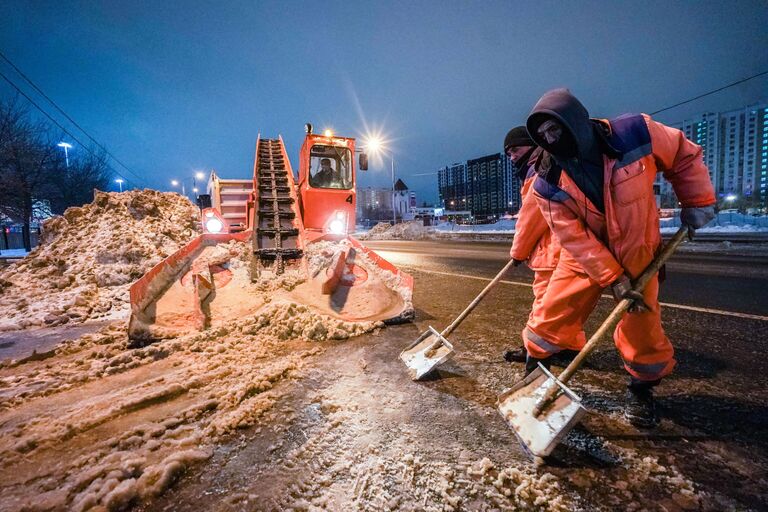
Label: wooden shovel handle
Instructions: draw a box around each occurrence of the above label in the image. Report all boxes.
[440,258,517,338]
[533,227,687,416]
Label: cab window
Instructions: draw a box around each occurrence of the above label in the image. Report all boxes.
[309,145,352,190]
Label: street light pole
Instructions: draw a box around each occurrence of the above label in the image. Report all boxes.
[57,142,72,168]
[391,158,396,226]
[115,178,124,192]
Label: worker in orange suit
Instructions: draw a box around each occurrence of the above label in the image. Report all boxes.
[501,126,581,365]
[525,88,716,427]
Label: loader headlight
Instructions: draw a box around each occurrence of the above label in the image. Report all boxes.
[328,219,345,234]
[205,218,224,233]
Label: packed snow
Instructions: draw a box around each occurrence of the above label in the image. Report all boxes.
[0,190,200,332]
[357,221,436,240]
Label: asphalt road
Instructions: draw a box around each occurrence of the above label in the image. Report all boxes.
[363,239,768,318]
[4,239,766,510]
[144,239,768,510]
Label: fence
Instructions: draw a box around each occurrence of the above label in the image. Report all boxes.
[0,229,40,251]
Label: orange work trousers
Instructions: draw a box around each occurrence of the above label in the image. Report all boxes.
[523,262,675,381]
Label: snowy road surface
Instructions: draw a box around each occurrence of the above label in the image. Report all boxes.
[1,240,766,511]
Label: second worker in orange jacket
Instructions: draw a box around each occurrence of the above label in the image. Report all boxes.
[502,126,583,366]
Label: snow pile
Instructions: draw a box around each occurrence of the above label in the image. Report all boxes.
[358,220,434,240]
[0,190,200,332]
[305,239,351,278]
[245,301,381,341]
[358,222,391,239]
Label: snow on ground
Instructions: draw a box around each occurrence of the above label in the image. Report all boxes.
[0,284,382,511]
[435,219,518,234]
[0,190,200,332]
[660,224,768,234]
[0,249,29,258]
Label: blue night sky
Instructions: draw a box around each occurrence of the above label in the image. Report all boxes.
[2,0,767,204]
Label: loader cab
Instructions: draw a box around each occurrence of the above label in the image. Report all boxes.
[298,127,362,236]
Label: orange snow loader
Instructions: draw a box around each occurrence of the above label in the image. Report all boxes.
[127,128,413,342]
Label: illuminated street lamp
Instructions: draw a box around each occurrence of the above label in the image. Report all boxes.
[57,142,73,168]
[115,178,124,192]
[171,172,208,198]
[171,179,186,196]
[725,193,737,202]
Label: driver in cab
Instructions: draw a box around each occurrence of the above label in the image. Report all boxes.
[311,158,342,188]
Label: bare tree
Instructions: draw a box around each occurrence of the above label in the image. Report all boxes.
[49,149,110,214]
[0,97,60,250]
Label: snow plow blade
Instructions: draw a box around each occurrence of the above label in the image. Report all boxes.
[128,232,253,342]
[128,233,413,342]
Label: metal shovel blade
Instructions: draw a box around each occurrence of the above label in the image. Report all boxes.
[497,364,587,458]
[399,326,455,380]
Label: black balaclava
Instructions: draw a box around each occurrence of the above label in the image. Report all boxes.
[526,88,605,212]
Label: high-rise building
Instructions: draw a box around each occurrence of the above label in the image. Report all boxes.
[465,153,514,218]
[356,187,393,220]
[502,151,522,212]
[655,102,768,207]
[741,104,768,203]
[437,162,467,210]
[438,154,521,218]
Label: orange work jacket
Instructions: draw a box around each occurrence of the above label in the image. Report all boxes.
[533,114,715,287]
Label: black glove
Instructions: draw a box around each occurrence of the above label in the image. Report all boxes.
[680,205,715,240]
[512,258,525,267]
[611,274,650,314]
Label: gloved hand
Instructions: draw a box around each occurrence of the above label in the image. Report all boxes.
[509,246,526,266]
[611,274,650,314]
[680,205,716,240]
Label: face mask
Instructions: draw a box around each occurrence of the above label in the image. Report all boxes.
[536,119,577,159]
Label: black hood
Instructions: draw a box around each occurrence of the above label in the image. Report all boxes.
[526,88,594,160]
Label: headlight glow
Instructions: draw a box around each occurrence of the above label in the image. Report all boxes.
[205,218,224,233]
[328,219,345,234]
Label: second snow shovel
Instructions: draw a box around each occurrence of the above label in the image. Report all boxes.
[497,226,688,459]
[400,259,517,380]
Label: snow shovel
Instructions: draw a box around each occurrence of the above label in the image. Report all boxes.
[497,226,688,459]
[400,259,517,380]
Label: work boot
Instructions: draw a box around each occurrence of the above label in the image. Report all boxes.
[503,346,527,363]
[550,349,580,365]
[524,354,552,376]
[624,380,661,428]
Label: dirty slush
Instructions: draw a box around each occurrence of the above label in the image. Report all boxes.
[0,191,741,511]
